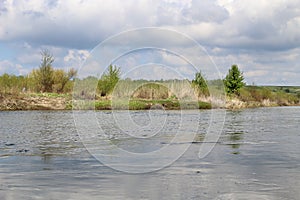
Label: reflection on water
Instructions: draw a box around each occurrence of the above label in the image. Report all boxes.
[228,132,243,154]
[0,107,299,199]
[226,111,245,154]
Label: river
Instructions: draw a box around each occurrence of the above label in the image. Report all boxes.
[0,107,299,199]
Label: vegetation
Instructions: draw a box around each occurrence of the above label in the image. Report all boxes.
[239,86,299,106]
[0,50,77,94]
[75,99,211,110]
[131,83,169,99]
[52,68,77,93]
[33,50,55,92]
[0,73,27,94]
[224,65,245,95]
[31,50,77,93]
[0,52,299,110]
[97,65,120,96]
[192,71,209,97]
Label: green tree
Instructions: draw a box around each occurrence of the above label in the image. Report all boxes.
[53,68,77,93]
[192,71,209,97]
[0,73,26,94]
[224,65,245,95]
[97,65,121,96]
[0,73,11,93]
[33,50,55,92]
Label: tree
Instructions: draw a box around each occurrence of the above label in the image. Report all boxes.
[97,65,121,96]
[53,68,77,93]
[224,65,245,95]
[192,71,209,97]
[34,50,55,92]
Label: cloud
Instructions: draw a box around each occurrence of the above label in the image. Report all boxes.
[64,49,90,68]
[182,0,229,23]
[0,0,161,48]
[17,51,40,65]
[0,0,230,49]
[0,60,28,75]
[0,0,299,85]
[1,0,299,52]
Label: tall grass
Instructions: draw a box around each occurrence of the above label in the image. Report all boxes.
[239,86,299,106]
[112,79,198,100]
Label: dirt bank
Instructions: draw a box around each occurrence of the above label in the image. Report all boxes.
[0,93,299,111]
[0,93,71,110]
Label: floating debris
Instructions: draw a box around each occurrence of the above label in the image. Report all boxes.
[16,149,29,153]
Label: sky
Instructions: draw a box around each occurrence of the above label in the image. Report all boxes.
[0,0,300,85]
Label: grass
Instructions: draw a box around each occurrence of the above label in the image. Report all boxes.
[238,86,300,106]
[28,92,71,98]
[71,99,212,110]
[1,82,300,110]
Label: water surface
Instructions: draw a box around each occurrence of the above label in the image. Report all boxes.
[0,107,299,199]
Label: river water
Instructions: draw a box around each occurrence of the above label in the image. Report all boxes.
[0,107,299,199]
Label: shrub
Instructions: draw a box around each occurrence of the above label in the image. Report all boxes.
[97,65,120,96]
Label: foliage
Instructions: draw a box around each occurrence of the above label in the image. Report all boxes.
[0,74,26,94]
[224,65,245,95]
[238,86,299,105]
[1,59,300,110]
[132,83,169,99]
[198,101,212,109]
[192,71,209,97]
[94,99,211,110]
[33,50,55,92]
[97,65,121,96]
[28,50,77,93]
[74,76,98,99]
[52,68,77,93]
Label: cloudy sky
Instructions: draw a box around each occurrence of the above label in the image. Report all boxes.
[0,0,300,85]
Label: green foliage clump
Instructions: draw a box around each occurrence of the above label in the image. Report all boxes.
[224,65,245,95]
[97,65,120,97]
[192,71,209,97]
[132,83,169,99]
[29,50,77,93]
[32,50,55,92]
[0,74,26,94]
[95,100,112,110]
[238,86,300,106]
[52,68,77,93]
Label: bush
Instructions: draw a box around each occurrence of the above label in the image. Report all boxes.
[132,83,169,99]
[192,72,209,97]
[97,65,120,96]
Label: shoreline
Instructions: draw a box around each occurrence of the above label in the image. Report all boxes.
[1,93,299,111]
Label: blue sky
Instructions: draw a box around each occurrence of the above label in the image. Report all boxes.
[0,0,300,85]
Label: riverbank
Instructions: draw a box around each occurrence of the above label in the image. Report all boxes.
[225,97,299,109]
[0,93,212,110]
[0,93,71,110]
[0,90,299,111]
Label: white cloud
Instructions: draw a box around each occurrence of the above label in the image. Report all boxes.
[17,52,40,65]
[64,50,89,63]
[1,0,299,51]
[0,0,299,85]
[0,0,160,48]
[0,60,28,75]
